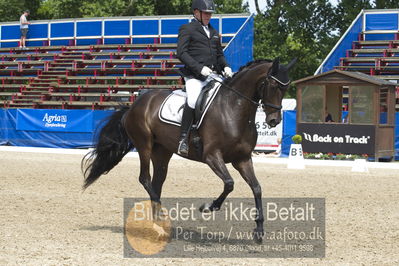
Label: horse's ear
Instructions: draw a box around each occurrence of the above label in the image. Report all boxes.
[270,57,280,75]
[286,58,297,70]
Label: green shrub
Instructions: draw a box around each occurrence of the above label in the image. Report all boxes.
[292,134,302,144]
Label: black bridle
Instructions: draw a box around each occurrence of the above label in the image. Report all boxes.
[257,74,291,113]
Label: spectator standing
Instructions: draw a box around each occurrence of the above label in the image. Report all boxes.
[19,10,30,49]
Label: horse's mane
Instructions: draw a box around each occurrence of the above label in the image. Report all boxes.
[224,59,273,84]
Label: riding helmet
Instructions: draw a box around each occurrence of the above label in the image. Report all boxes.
[192,0,216,13]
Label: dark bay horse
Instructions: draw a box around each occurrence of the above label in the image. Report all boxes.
[82,58,296,242]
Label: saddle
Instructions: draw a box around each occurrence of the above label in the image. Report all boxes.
[158,79,221,128]
[194,80,217,124]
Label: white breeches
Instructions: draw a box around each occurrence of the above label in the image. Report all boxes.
[184,74,223,108]
[184,77,208,108]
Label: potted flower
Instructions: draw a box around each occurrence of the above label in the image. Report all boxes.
[292,134,302,144]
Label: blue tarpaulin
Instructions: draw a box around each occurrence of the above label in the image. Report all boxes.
[281,110,297,157]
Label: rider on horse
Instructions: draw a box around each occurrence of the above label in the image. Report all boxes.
[176,0,233,156]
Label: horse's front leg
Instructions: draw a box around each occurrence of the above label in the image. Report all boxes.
[232,158,264,244]
[200,151,234,212]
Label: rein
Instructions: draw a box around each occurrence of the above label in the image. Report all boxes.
[209,75,260,106]
[209,75,284,111]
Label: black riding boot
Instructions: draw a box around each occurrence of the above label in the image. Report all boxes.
[178,104,194,156]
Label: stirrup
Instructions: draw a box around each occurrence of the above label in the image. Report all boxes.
[178,139,189,156]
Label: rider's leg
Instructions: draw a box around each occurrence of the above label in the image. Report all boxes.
[177,104,194,156]
[185,78,204,109]
[178,78,204,156]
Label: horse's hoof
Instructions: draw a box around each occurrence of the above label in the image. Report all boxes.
[152,222,171,242]
[199,203,212,213]
[253,229,264,244]
[254,235,263,244]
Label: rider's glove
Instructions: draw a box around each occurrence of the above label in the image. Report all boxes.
[201,66,213,77]
[223,67,233,78]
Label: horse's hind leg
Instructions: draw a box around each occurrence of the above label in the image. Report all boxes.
[232,158,264,243]
[135,138,169,232]
[137,147,160,202]
[131,131,160,203]
[200,151,234,212]
[151,144,173,199]
[146,144,173,239]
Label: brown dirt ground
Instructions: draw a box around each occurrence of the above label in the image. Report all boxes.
[1,151,398,265]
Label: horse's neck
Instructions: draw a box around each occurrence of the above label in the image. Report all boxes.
[217,63,271,129]
[227,63,268,103]
[217,74,260,124]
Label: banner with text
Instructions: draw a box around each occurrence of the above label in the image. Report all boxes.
[16,109,94,133]
[255,108,282,150]
[297,123,375,155]
[255,99,296,151]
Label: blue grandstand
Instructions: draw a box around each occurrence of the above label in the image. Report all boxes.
[0,14,253,147]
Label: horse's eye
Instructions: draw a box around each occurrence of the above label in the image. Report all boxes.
[269,79,278,87]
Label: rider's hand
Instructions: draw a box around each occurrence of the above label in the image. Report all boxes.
[223,67,233,78]
[201,66,212,77]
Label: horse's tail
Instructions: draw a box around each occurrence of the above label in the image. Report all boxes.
[81,106,133,190]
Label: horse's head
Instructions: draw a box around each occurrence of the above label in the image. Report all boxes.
[258,58,296,128]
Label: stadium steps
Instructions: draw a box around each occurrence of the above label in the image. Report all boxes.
[39,74,66,79]
[6,102,37,108]
[336,32,399,82]
[4,44,183,109]
[42,70,69,75]
[22,90,48,95]
[12,73,61,104]
[13,95,43,101]
[336,32,399,110]
[51,62,74,66]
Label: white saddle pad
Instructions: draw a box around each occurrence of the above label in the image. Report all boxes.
[158,81,221,128]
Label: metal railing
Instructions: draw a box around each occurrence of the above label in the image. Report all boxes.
[0,14,249,47]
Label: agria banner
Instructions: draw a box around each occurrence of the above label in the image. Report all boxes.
[16,109,94,133]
